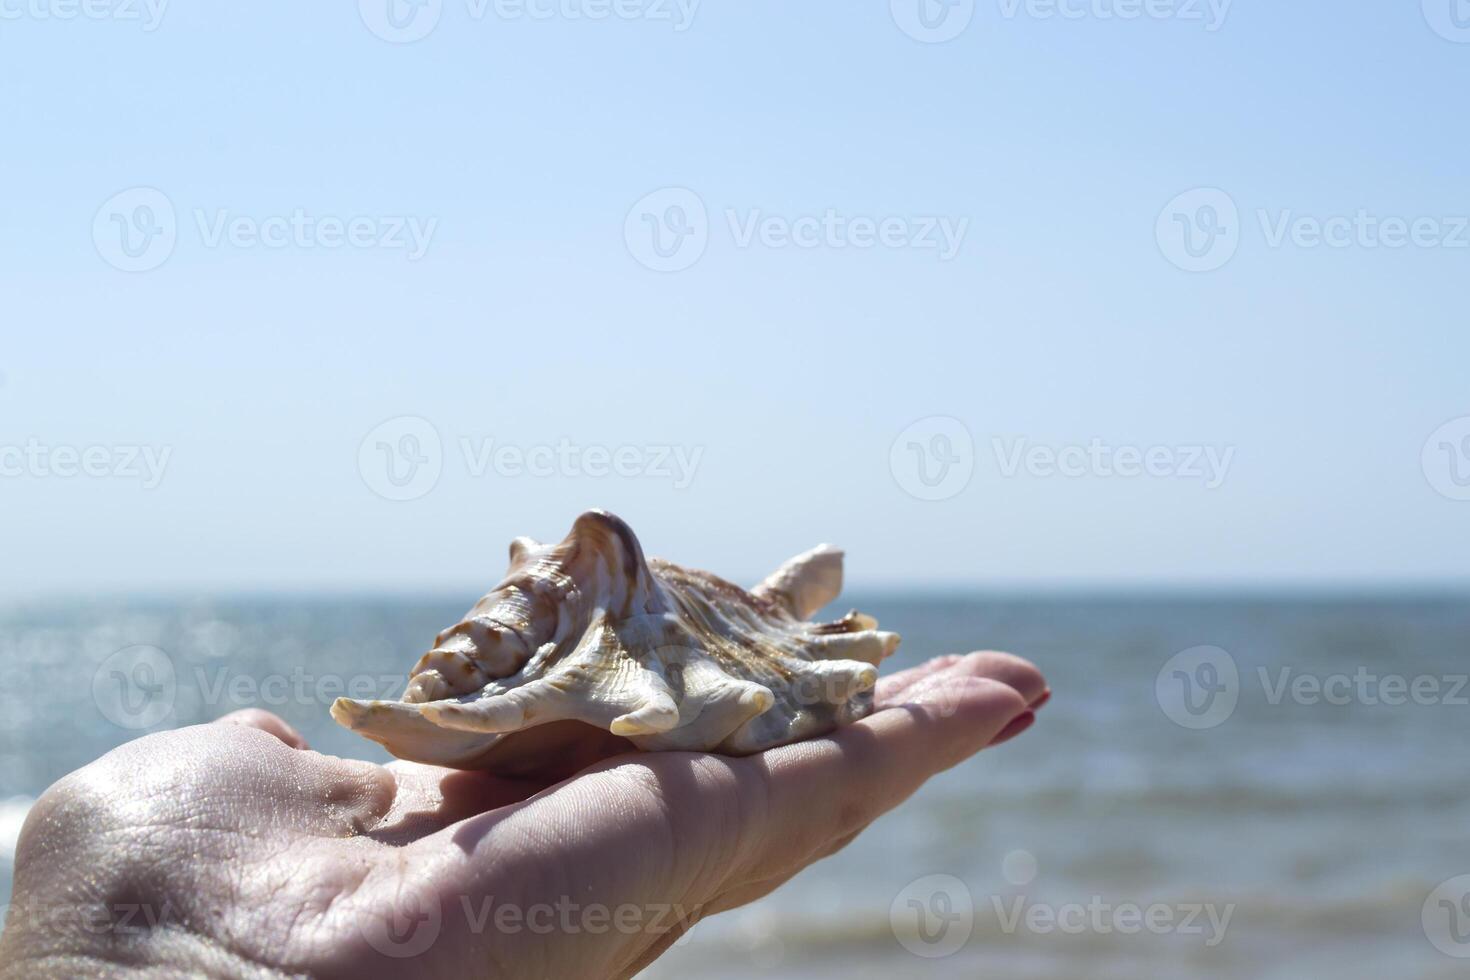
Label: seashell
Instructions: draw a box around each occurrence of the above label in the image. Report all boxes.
[331,510,900,772]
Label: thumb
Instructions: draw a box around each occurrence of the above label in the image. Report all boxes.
[213,708,310,749]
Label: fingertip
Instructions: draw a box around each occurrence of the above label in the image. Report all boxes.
[329,755,399,830]
[210,711,394,824]
[213,708,308,749]
[949,651,1049,707]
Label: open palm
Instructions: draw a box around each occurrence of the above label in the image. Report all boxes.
[0,651,1046,980]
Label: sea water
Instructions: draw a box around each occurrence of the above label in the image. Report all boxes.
[1,594,1465,977]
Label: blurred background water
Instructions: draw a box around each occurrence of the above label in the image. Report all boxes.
[2,591,1465,977]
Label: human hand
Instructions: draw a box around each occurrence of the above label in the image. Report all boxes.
[0,651,1047,979]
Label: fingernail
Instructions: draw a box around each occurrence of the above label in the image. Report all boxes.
[988,711,1035,747]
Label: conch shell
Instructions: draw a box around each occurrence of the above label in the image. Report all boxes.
[332,510,900,771]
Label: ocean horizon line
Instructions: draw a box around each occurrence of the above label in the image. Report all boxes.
[4,580,1469,608]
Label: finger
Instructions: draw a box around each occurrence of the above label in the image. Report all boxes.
[879,651,1049,711]
[735,674,1030,884]
[874,654,967,702]
[207,713,402,833]
[212,708,309,749]
[699,684,1035,915]
[214,727,395,836]
[948,651,1049,707]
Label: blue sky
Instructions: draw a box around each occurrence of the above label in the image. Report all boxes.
[2,1,1468,594]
